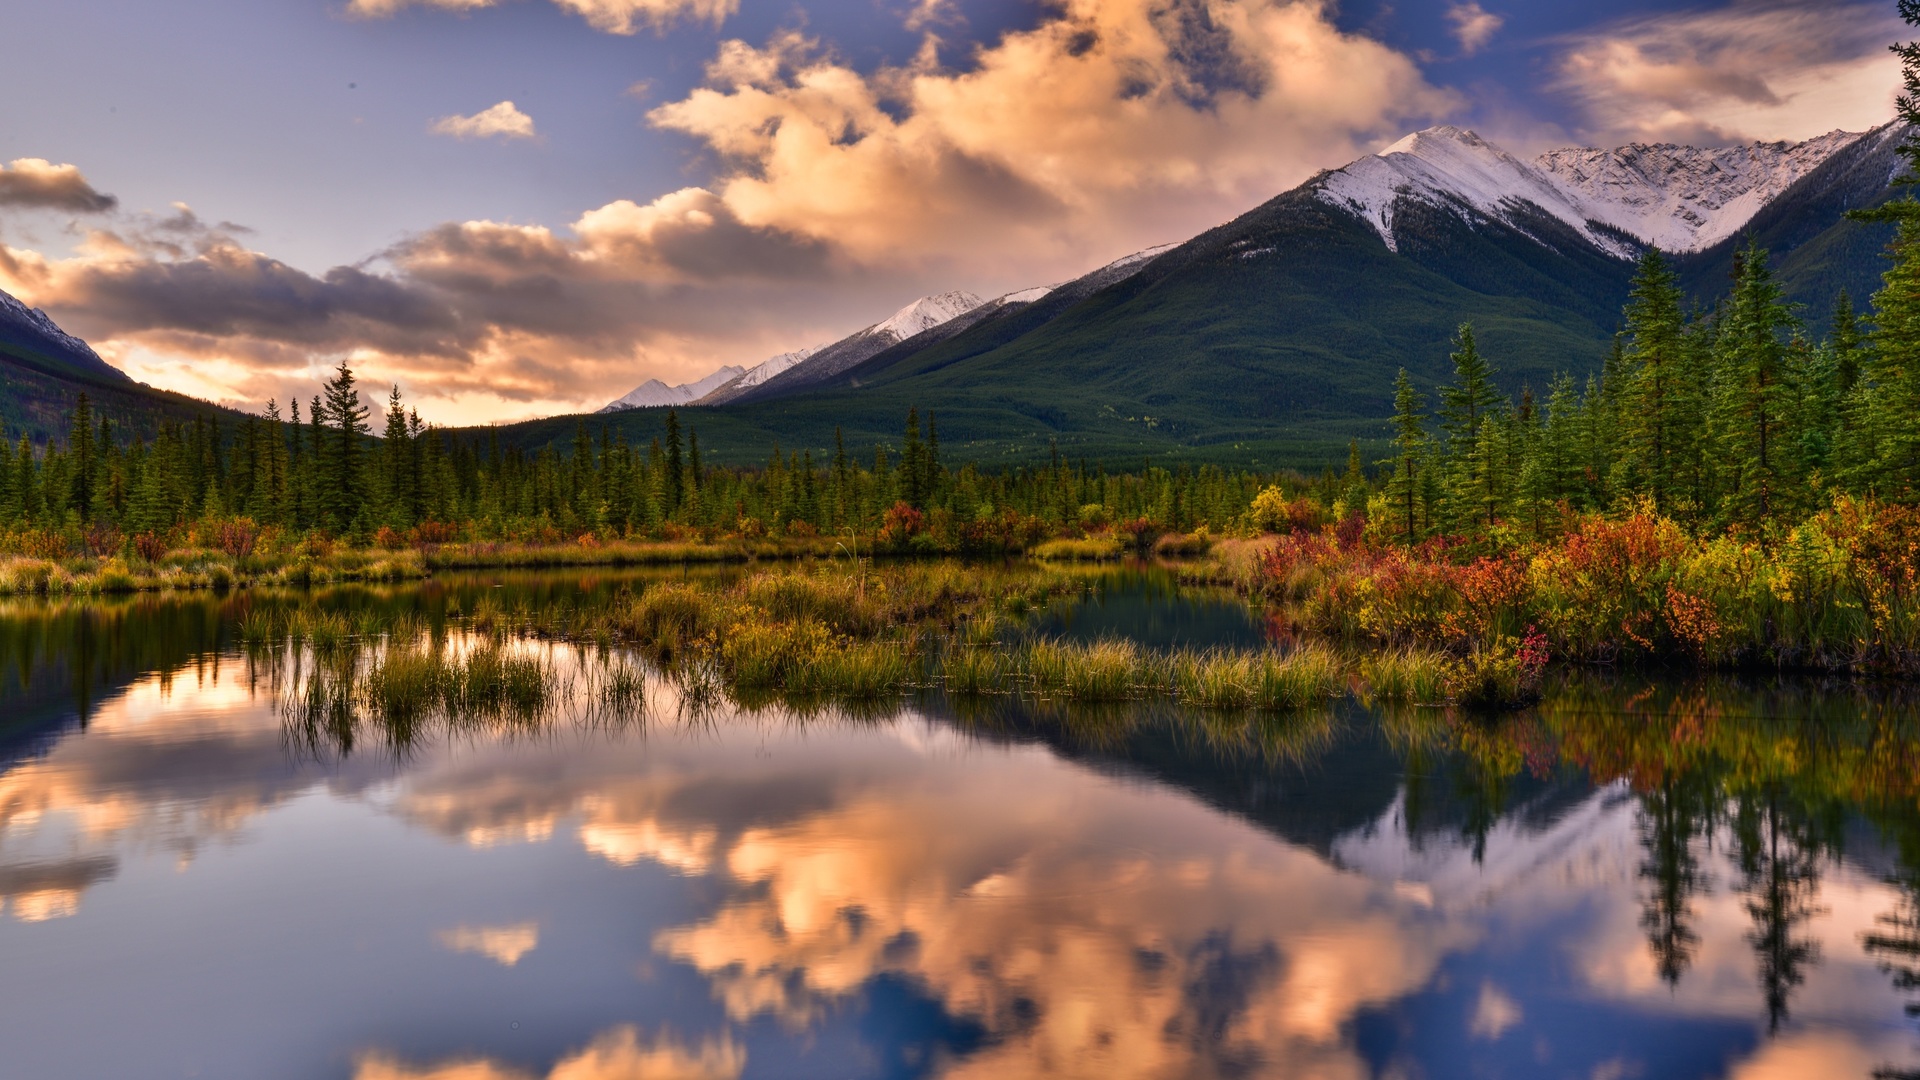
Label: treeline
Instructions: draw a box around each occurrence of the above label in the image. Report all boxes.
[1377,231,1920,543]
[0,364,1287,551]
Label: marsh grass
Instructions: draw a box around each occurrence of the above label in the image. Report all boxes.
[942,646,1013,695]
[796,642,916,698]
[1031,537,1128,562]
[1358,648,1450,704]
[238,608,281,646]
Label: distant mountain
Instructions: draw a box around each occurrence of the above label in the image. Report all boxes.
[0,286,251,443]
[473,122,1916,467]
[698,291,988,405]
[601,364,746,412]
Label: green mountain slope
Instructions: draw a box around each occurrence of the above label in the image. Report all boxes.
[500,188,1639,468]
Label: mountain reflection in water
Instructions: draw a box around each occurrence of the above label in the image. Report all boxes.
[1,581,1918,1079]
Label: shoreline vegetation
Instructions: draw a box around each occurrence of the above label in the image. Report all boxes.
[243,564,1443,718]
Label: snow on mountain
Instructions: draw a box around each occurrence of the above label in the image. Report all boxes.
[870,291,987,343]
[1318,124,1872,258]
[600,364,745,412]
[1535,129,1867,253]
[720,344,823,394]
[0,287,125,382]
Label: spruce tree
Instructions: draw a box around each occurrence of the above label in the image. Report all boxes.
[1438,324,1504,527]
[1710,243,1798,529]
[68,393,95,524]
[902,408,925,509]
[1863,215,1920,497]
[1385,368,1427,542]
[319,365,369,532]
[662,410,684,516]
[1620,249,1693,513]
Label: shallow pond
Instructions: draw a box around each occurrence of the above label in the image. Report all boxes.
[2,566,1919,1079]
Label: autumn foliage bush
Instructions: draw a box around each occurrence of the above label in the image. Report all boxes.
[1249,498,1920,675]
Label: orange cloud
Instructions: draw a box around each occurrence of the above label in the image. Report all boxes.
[651,0,1451,274]
[431,101,538,140]
[0,158,117,213]
[354,1027,744,1080]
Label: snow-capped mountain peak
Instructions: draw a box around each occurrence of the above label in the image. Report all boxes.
[600,364,744,412]
[871,291,986,343]
[728,344,822,392]
[1533,129,1869,253]
[1318,123,1874,258]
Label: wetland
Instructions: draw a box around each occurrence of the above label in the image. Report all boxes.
[3,561,1920,1079]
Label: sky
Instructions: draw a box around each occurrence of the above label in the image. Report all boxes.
[0,0,1906,424]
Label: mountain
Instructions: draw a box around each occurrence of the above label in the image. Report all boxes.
[601,365,746,412]
[453,122,1920,467]
[699,291,988,405]
[0,290,128,387]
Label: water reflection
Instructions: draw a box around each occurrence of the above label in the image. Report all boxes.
[0,585,1918,1078]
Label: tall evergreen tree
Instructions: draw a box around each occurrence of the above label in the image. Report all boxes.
[662,410,685,516]
[1710,243,1799,529]
[318,365,369,531]
[1620,249,1693,513]
[1439,324,1504,527]
[1385,368,1428,541]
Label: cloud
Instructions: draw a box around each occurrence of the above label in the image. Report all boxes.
[0,158,117,213]
[650,0,1453,272]
[5,0,1451,422]
[431,101,538,140]
[1552,0,1902,145]
[1446,3,1503,56]
[347,0,736,34]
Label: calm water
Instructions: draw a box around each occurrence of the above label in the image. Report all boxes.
[3,567,1919,1079]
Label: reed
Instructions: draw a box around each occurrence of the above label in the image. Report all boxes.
[238,608,281,646]
[941,646,1013,695]
[1031,536,1127,562]
[796,641,914,698]
[1172,651,1258,709]
[1026,639,1159,701]
[364,645,448,728]
[1357,647,1450,704]
[1248,645,1343,710]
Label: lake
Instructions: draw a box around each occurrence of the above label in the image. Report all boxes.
[2,566,1918,1079]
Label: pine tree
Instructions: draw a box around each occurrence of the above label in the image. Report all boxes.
[1438,324,1504,527]
[1710,243,1799,529]
[662,410,685,516]
[1620,249,1693,513]
[68,393,96,524]
[902,408,925,509]
[319,365,369,532]
[1385,369,1427,542]
[1863,215,1920,497]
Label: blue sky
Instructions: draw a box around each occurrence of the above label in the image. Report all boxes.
[0,0,1902,421]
